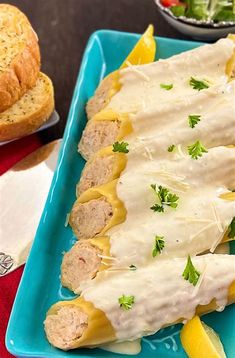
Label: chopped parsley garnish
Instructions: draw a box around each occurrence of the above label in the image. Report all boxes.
[188,114,201,128]
[160,83,173,90]
[150,184,179,212]
[151,203,164,212]
[182,255,201,286]
[152,235,165,257]
[112,141,129,153]
[189,77,209,91]
[118,294,135,310]
[129,264,137,271]
[187,140,208,160]
[228,217,235,239]
[168,144,176,152]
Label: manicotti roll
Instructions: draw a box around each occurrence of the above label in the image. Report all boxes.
[107,36,235,114]
[78,110,132,161]
[69,180,126,240]
[86,24,156,120]
[45,254,235,350]
[61,236,110,293]
[77,146,127,196]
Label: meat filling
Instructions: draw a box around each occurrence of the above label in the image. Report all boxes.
[44,306,88,350]
[78,120,120,160]
[86,75,113,120]
[77,155,115,195]
[69,197,113,239]
[61,241,102,293]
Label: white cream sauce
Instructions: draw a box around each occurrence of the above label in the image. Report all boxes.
[101,339,141,355]
[108,39,234,114]
[82,254,235,341]
[108,146,235,265]
[126,82,235,163]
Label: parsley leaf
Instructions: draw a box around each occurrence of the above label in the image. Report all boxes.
[187,140,208,160]
[168,144,175,152]
[150,184,179,212]
[129,264,137,271]
[188,114,201,128]
[182,255,201,286]
[151,203,165,212]
[189,77,209,91]
[152,235,165,257]
[112,141,129,153]
[160,83,173,90]
[228,217,235,239]
[167,193,179,208]
[118,294,135,310]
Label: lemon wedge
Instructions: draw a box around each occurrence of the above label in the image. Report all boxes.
[180,316,226,358]
[120,24,156,69]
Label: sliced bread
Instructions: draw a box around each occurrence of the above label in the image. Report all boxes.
[0,4,40,112]
[0,72,54,141]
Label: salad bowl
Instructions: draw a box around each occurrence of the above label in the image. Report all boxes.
[155,0,235,40]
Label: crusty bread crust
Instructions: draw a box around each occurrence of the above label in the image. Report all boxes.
[0,72,54,141]
[0,4,40,112]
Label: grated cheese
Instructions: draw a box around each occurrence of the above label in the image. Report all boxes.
[176,144,187,159]
[190,222,218,240]
[126,61,150,82]
[136,136,153,160]
[150,169,190,192]
[176,216,215,223]
[98,254,118,261]
[210,229,227,253]
[107,266,132,272]
[210,203,224,233]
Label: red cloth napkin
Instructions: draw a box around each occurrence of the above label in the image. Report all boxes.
[0,134,42,358]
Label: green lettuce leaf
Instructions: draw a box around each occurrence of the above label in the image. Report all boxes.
[170,5,186,16]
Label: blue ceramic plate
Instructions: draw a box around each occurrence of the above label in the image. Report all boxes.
[6,29,235,358]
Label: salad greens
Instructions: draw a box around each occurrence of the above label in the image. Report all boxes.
[168,0,235,22]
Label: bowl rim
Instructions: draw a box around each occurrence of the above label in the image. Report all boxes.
[154,0,235,29]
